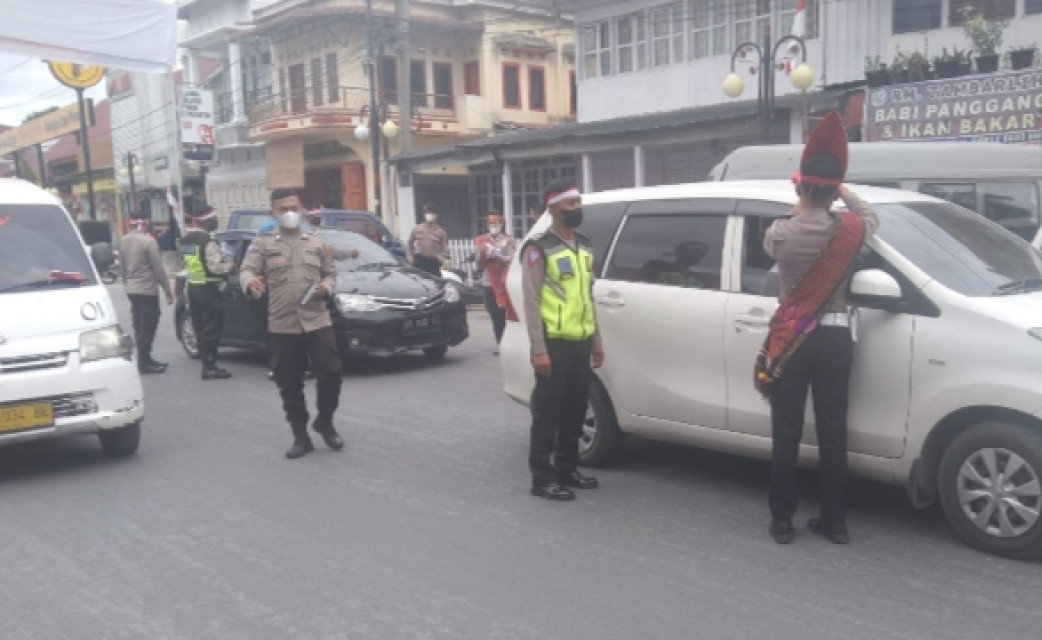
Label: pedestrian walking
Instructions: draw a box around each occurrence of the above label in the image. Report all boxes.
[181,208,236,380]
[474,211,516,353]
[240,188,345,460]
[755,112,880,545]
[406,204,449,277]
[119,214,174,374]
[522,179,605,501]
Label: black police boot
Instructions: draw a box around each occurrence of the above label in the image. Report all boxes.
[808,517,849,544]
[769,519,795,544]
[312,418,344,451]
[558,470,599,489]
[201,367,232,380]
[530,483,576,501]
[285,424,314,460]
[139,361,167,375]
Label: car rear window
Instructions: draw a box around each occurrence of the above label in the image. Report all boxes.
[0,204,97,292]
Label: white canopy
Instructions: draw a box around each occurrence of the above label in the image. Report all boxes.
[0,0,177,72]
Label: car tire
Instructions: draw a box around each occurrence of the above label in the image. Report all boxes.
[423,345,448,360]
[579,380,626,468]
[179,309,200,360]
[99,421,142,457]
[938,420,1042,560]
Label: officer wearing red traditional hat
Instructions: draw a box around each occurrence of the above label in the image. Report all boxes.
[757,111,880,545]
[521,179,604,501]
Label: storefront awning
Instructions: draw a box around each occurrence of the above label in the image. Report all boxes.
[0,0,177,72]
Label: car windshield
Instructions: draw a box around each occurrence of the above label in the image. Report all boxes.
[0,204,97,293]
[316,229,400,269]
[874,201,1042,297]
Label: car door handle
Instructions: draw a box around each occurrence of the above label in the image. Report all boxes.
[595,294,626,308]
[734,313,769,332]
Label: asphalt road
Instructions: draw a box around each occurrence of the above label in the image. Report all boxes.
[0,285,1039,640]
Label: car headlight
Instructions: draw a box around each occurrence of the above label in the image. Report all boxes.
[444,284,461,304]
[80,325,133,362]
[335,293,381,313]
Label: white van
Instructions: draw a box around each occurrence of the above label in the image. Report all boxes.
[0,179,144,456]
[500,181,1042,560]
[709,142,1042,248]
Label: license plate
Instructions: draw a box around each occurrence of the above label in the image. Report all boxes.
[0,402,54,433]
[404,316,440,333]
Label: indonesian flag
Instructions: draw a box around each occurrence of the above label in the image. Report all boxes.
[792,0,806,38]
[166,185,184,233]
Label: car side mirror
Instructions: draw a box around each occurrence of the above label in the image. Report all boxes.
[90,242,114,271]
[850,269,901,299]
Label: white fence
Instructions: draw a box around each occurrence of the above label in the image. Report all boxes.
[447,238,478,285]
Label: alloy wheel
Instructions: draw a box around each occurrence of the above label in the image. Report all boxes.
[579,402,597,454]
[181,313,199,357]
[957,447,1041,538]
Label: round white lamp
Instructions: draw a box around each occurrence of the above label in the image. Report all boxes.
[381,119,400,139]
[354,124,370,141]
[722,73,745,98]
[791,64,815,91]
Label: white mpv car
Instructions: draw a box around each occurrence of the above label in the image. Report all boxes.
[500,181,1042,560]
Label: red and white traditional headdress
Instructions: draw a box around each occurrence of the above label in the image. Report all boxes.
[792,110,848,188]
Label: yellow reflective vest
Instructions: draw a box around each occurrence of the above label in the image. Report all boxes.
[528,232,596,341]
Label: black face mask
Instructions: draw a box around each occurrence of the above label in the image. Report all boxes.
[562,208,583,228]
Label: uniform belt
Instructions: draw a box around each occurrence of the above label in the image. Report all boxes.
[819,312,850,327]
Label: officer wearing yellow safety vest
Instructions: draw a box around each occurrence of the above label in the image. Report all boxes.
[521,179,605,501]
[182,207,236,380]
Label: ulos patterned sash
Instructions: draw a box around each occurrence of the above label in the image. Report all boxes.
[754,211,866,398]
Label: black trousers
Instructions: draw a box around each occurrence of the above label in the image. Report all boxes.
[269,327,342,433]
[769,326,854,525]
[188,283,225,370]
[529,337,594,486]
[127,293,160,365]
[483,286,506,344]
[413,255,441,276]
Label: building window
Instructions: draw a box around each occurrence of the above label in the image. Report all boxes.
[709,0,728,55]
[503,63,521,108]
[581,22,612,78]
[464,61,481,95]
[949,0,1015,25]
[893,0,942,33]
[569,71,577,115]
[735,0,772,47]
[1029,0,1042,14]
[650,3,685,66]
[326,53,339,104]
[379,56,397,104]
[528,66,546,111]
[411,59,427,107]
[310,58,324,107]
[616,13,646,73]
[433,62,453,109]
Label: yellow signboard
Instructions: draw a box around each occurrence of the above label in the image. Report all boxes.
[0,101,91,156]
[72,178,117,195]
[47,61,105,89]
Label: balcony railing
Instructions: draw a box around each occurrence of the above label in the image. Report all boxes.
[247,85,456,125]
[216,86,276,125]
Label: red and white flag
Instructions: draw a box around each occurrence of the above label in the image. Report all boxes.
[791,0,806,38]
[166,185,185,233]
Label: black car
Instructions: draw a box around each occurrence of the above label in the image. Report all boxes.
[226,208,406,260]
[174,229,468,362]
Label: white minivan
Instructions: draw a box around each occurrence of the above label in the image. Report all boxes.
[501,180,1042,560]
[0,178,144,456]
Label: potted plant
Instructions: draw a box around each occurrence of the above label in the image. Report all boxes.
[906,51,932,81]
[933,47,970,79]
[1009,44,1038,70]
[864,55,889,87]
[889,51,910,84]
[961,7,1006,74]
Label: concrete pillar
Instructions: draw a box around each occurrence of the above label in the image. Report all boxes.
[396,177,417,241]
[581,153,593,192]
[634,145,645,188]
[229,41,246,121]
[501,160,514,236]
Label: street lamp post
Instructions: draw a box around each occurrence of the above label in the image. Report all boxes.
[723,35,815,144]
[119,151,144,223]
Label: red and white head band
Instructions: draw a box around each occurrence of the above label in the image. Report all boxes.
[791,172,843,188]
[545,187,581,206]
[194,209,217,221]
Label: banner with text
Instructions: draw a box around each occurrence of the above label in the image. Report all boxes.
[179,87,215,162]
[863,68,1042,144]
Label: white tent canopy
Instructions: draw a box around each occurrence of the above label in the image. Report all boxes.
[0,0,177,72]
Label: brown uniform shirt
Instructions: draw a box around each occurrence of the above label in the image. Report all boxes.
[240,231,337,334]
[406,222,449,262]
[119,230,172,298]
[764,190,880,313]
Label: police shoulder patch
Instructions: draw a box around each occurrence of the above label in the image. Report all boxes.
[526,247,542,266]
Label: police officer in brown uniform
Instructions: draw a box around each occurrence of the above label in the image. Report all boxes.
[240,188,345,459]
[406,204,450,276]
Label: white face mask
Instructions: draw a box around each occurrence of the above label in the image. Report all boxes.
[425,214,437,223]
[488,225,503,235]
[279,211,301,230]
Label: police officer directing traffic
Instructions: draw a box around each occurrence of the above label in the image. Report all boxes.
[406,204,450,276]
[181,207,235,380]
[522,179,605,501]
[240,188,345,460]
